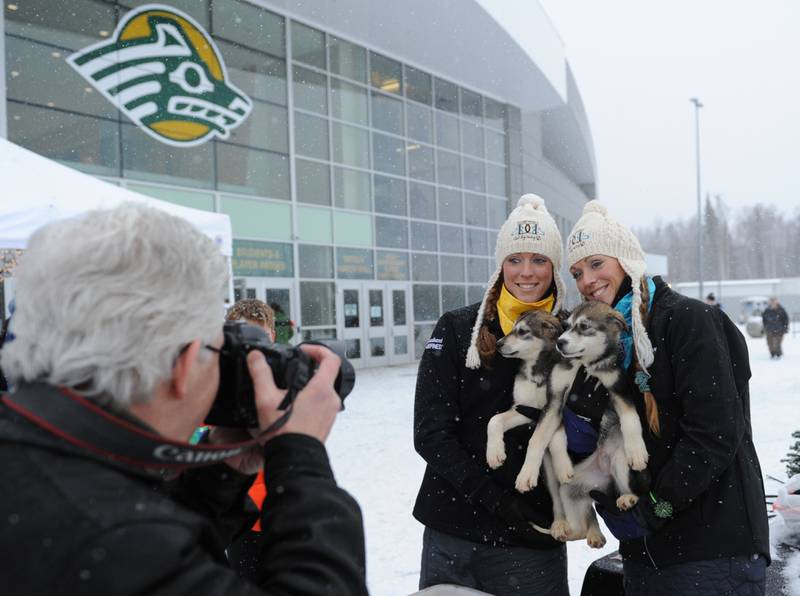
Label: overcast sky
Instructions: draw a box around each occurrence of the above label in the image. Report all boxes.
[538,0,800,228]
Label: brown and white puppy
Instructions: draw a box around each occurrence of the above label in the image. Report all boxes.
[547,301,649,547]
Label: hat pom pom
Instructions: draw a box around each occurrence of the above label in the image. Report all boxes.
[582,200,607,216]
[517,193,546,212]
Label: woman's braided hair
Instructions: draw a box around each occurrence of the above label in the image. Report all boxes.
[476,275,505,368]
[635,277,660,435]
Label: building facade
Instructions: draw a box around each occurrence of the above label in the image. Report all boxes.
[2,0,596,367]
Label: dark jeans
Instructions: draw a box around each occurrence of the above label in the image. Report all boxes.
[623,554,766,596]
[766,332,784,357]
[419,527,569,596]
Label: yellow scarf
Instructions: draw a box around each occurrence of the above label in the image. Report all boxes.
[497,284,555,335]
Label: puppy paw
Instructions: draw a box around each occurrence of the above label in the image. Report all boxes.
[486,442,506,469]
[616,493,639,511]
[550,519,571,542]
[586,528,607,549]
[626,442,649,471]
[514,467,539,492]
[556,465,574,485]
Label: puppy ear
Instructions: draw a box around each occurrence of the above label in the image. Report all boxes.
[607,310,628,332]
[542,318,563,339]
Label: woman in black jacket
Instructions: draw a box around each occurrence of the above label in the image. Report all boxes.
[413,194,570,596]
[564,201,769,596]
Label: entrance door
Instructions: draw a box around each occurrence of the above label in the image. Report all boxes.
[338,284,366,367]
[387,284,412,365]
[232,277,296,344]
[363,282,388,367]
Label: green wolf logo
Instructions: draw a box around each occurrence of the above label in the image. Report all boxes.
[67,4,252,147]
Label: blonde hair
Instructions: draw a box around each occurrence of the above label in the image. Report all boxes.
[226,299,275,335]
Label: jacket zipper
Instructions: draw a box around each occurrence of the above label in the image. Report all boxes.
[643,535,658,570]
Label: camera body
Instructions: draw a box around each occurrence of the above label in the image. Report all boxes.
[204,321,355,428]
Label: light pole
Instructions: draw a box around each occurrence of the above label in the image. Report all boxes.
[690,97,703,300]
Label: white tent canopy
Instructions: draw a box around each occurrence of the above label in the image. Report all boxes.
[0,138,232,256]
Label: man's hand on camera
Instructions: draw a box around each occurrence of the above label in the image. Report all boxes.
[247,344,342,444]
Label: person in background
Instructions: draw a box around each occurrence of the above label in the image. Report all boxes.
[224,298,276,576]
[565,201,769,596]
[705,292,722,309]
[270,302,296,345]
[762,296,789,359]
[413,194,570,596]
[0,205,367,595]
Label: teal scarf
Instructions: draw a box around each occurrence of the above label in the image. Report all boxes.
[614,277,656,370]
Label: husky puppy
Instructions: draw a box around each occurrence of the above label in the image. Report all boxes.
[486,310,577,499]
[548,301,650,547]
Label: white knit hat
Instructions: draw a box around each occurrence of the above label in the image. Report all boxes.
[566,200,654,372]
[465,194,565,369]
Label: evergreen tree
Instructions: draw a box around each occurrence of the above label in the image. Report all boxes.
[782,430,800,477]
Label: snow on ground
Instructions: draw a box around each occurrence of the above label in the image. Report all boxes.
[326,327,800,596]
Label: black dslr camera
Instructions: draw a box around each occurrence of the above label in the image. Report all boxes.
[204,321,355,428]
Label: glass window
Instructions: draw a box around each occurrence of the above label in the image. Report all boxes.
[487,163,507,197]
[372,133,405,176]
[122,124,212,188]
[412,254,438,282]
[229,101,289,153]
[488,197,509,229]
[370,51,402,95]
[409,182,436,220]
[438,188,462,224]
[334,211,373,247]
[467,228,488,255]
[293,65,327,114]
[461,121,484,158]
[369,337,385,356]
[392,290,407,325]
[299,244,334,278]
[345,339,361,358]
[334,167,371,210]
[375,216,408,249]
[460,89,483,122]
[405,66,432,105]
[414,322,435,357]
[434,78,459,113]
[467,257,489,283]
[407,103,433,144]
[295,112,329,160]
[6,37,116,119]
[331,78,368,125]
[221,196,291,240]
[8,103,119,178]
[297,205,332,243]
[463,157,486,193]
[212,0,285,56]
[369,290,384,326]
[467,285,485,304]
[436,150,461,188]
[295,159,331,205]
[217,144,289,199]
[394,336,408,355]
[413,285,439,321]
[128,183,215,212]
[5,0,115,49]
[336,248,374,279]
[435,112,460,151]
[410,221,437,252]
[408,144,435,182]
[300,281,336,325]
[374,175,407,216]
[377,250,410,280]
[332,122,369,168]
[216,40,287,106]
[441,256,465,282]
[343,289,360,328]
[486,129,506,164]
[439,224,463,254]
[371,91,404,135]
[291,21,325,69]
[464,193,487,227]
[329,36,367,83]
[484,97,507,130]
[442,285,466,312]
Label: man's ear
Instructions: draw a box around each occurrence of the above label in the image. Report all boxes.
[171,340,202,400]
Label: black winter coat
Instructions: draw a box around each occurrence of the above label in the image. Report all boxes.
[762,305,789,334]
[0,387,367,595]
[413,303,561,549]
[618,278,770,567]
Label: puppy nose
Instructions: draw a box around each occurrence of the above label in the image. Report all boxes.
[556,338,567,351]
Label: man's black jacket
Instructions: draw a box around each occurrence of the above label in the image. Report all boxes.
[762,305,789,334]
[413,302,561,549]
[619,279,770,567]
[0,386,367,595]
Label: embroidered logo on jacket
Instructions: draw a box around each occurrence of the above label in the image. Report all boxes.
[425,337,444,351]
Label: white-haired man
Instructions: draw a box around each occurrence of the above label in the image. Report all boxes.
[0,205,367,595]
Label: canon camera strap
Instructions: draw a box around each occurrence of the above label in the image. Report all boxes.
[1,384,279,470]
